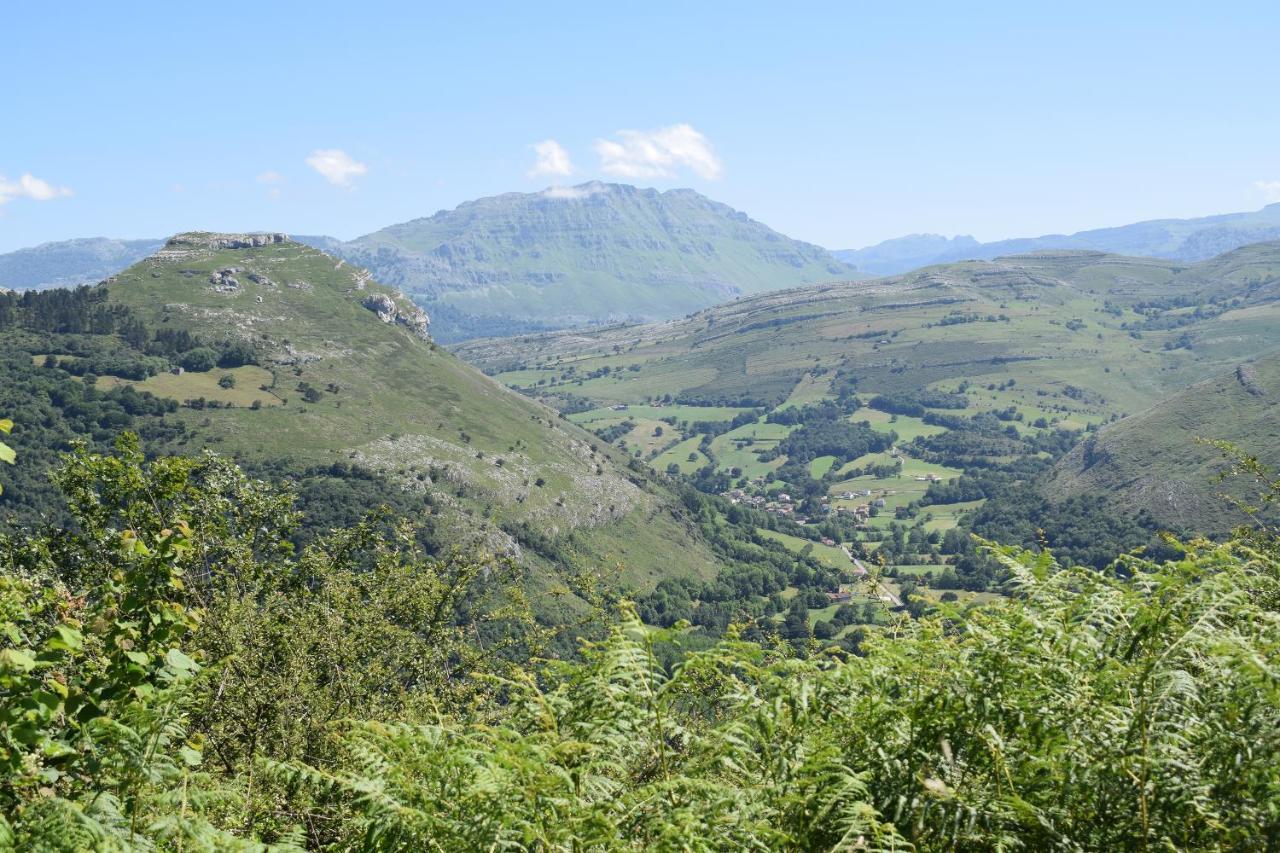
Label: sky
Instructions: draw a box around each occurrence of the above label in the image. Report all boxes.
[2,1,1279,253]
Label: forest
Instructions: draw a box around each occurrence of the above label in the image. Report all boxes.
[1,429,1277,850]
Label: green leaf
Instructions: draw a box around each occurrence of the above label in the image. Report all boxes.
[125,650,151,666]
[165,648,198,674]
[45,624,84,653]
[179,745,203,767]
[42,740,75,759]
[0,648,37,673]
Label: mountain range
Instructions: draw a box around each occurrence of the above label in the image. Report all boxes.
[8,193,1280,346]
[0,236,163,289]
[837,203,1280,275]
[0,184,853,341]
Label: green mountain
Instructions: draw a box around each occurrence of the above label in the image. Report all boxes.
[3,232,727,611]
[837,203,1280,275]
[0,236,163,289]
[305,182,855,339]
[1046,354,1280,533]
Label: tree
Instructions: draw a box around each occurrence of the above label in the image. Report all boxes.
[218,373,236,389]
[180,347,218,372]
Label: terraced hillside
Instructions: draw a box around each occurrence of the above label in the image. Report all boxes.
[456,243,1280,600]
[16,233,726,611]
[461,243,1280,417]
[1047,355,1280,533]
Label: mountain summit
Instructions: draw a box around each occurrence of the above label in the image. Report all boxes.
[303,182,855,339]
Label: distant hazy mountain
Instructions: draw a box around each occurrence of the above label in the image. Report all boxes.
[299,182,856,340]
[0,237,163,290]
[836,203,1280,275]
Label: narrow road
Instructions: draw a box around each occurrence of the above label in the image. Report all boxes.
[842,545,903,608]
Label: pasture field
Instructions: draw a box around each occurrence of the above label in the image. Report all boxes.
[97,365,281,407]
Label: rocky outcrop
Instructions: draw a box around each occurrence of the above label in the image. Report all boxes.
[362,293,431,340]
[362,293,398,323]
[152,233,291,262]
[1237,363,1266,397]
[208,268,241,291]
[169,232,289,250]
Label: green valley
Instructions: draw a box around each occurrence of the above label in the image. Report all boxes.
[460,242,1280,610]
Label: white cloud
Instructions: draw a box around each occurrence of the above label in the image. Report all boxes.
[1256,180,1280,203]
[0,173,74,205]
[595,123,723,180]
[305,149,368,187]
[541,183,609,200]
[529,139,573,177]
[257,170,284,199]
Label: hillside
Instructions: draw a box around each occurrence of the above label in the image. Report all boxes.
[837,203,1280,275]
[3,232,728,611]
[302,182,855,339]
[461,243,1280,415]
[1046,355,1280,533]
[0,236,163,289]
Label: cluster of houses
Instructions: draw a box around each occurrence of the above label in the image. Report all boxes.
[722,488,801,518]
[722,484,910,522]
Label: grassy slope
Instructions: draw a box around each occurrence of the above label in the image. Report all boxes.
[103,235,720,605]
[1046,354,1280,533]
[461,245,1280,419]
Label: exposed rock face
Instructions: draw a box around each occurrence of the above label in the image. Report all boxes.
[169,232,289,250]
[153,233,290,262]
[361,293,431,340]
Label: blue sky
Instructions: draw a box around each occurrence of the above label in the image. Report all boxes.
[2,1,1278,253]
